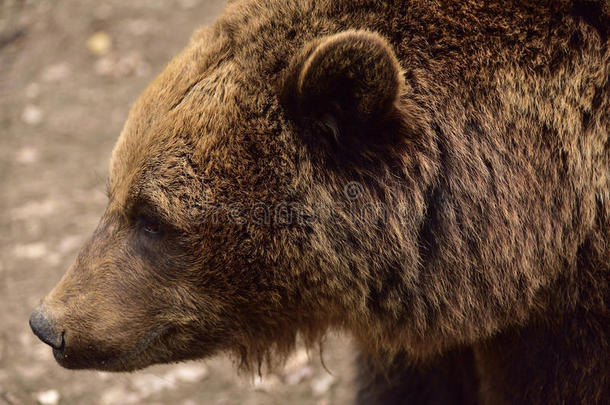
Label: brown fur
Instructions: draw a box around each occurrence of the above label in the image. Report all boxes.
[32,0,608,403]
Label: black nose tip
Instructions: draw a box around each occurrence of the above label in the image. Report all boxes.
[29,308,64,350]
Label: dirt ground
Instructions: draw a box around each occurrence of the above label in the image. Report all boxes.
[0,1,357,404]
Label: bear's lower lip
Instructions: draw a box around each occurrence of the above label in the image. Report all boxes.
[52,325,171,371]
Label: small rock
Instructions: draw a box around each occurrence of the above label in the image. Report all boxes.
[15,147,39,164]
[21,105,43,126]
[87,32,111,56]
[35,389,60,405]
[311,374,336,396]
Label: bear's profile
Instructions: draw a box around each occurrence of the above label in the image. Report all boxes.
[30,1,609,404]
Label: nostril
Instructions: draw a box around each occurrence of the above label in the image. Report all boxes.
[29,308,64,350]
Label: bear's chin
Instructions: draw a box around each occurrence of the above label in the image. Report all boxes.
[51,326,184,372]
[52,345,164,372]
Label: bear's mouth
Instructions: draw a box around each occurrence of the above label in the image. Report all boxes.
[53,325,172,371]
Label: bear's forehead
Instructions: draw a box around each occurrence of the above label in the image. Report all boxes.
[106,2,301,217]
[107,46,247,207]
[106,40,285,220]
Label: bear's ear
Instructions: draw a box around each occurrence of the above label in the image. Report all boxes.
[281,30,403,141]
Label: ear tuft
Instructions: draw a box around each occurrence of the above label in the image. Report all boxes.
[283,30,403,130]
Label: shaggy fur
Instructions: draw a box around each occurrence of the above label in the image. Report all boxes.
[32,0,608,403]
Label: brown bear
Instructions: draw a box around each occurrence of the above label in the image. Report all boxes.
[30,0,609,404]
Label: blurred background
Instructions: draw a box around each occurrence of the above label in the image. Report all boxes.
[0,1,355,404]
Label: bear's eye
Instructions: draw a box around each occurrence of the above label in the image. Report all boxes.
[137,215,162,235]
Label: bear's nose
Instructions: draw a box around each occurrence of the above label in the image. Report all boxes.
[29,307,64,350]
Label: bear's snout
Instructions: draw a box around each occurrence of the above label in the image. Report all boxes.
[29,306,64,351]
